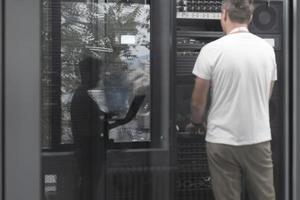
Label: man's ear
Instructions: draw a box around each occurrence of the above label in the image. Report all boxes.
[223,9,228,22]
[221,9,225,21]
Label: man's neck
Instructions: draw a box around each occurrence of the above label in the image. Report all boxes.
[226,23,248,35]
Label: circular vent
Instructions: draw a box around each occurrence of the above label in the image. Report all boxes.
[253,5,277,31]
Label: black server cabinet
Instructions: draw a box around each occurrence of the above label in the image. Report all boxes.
[41,0,175,200]
[173,0,287,200]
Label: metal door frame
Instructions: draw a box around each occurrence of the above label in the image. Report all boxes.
[4,0,41,200]
[293,0,300,199]
[283,0,291,199]
[0,0,3,199]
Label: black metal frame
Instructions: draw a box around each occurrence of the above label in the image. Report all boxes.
[0,0,3,198]
[292,0,300,199]
[150,0,173,149]
[283,0,292,199]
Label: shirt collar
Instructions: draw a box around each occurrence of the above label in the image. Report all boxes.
[229,27,249,34]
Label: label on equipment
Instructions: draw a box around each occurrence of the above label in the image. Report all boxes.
[177,12,221,20]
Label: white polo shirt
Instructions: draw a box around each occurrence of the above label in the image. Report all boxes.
[192,28,277,146]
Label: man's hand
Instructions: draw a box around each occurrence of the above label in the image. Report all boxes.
[185,122,206,135]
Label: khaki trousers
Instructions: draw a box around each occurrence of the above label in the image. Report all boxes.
[206,141,276,200]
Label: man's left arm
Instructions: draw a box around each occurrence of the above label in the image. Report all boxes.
[188,45,212,131]
[190,77,210,125]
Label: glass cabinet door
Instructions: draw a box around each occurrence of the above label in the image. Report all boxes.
[42,0,151,147]
[41,0,172,200]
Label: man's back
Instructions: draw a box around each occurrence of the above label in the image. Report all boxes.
[190,1,277,199]
[193,32,277,145]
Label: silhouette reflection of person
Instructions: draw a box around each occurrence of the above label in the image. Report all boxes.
[71,56,105,200]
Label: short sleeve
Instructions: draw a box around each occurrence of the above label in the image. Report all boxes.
[192,46,212,80]
[271,49,277,81]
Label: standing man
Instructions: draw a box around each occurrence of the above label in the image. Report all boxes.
[188,0,277,199]
[71,56,106,200]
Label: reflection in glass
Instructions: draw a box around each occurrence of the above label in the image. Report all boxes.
[70,56,105,200]
[42,1,151,146]
[42,1,152,200]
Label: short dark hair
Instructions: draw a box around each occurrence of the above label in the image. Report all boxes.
[222,0,254,23]
[78,56,102,86]
[79,56,102,76]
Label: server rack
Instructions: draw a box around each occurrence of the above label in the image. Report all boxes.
[174,2,222,200]
[173,0,290,200]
